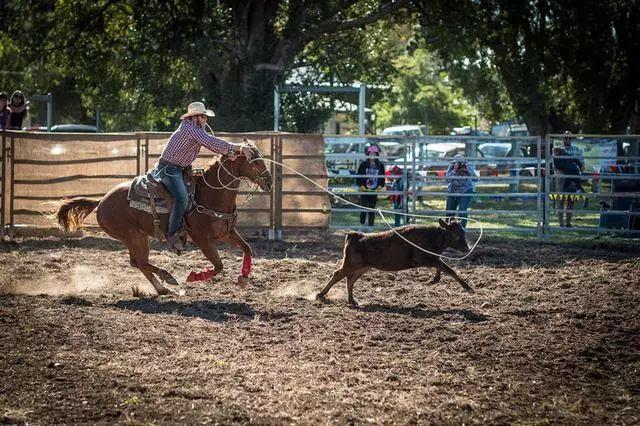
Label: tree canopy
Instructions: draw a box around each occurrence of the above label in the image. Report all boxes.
[1,0,638,134]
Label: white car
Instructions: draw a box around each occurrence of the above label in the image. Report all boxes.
[381,125,425,137]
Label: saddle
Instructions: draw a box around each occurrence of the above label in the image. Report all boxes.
[127,166,199,241]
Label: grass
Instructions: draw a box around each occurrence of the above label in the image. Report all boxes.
[328,178,638,242]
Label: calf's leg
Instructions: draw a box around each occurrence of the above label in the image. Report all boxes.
[316,267,350,299]
[429,268,441,284]
[346,267,370,306]
[436,259,474,293]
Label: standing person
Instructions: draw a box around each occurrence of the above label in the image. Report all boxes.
[356,144,385,227]
[152,101,253,252]
[0,92,10,130]
[445,153,479,229]
[554,130,584,227]
[389,165,407,226]
[8,90,28,130]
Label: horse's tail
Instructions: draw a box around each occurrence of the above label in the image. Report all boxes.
[57,197,100,232]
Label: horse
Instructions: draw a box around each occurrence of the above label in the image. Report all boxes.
[56,145,272,296]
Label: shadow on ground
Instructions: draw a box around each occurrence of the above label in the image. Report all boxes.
[361,303,490,322]
[112,298,296,323]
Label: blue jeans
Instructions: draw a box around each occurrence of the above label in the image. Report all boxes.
[154,164,188,236]
[446,189,473,228]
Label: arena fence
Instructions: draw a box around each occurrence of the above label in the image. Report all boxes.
[0,131,330,239]
[2,131,638,240]
[325,134,640,238]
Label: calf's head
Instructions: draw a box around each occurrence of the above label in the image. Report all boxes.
[438,218,470,253]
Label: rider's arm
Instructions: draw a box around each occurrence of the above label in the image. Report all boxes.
[186,124,252,157]
[185,122,235,154]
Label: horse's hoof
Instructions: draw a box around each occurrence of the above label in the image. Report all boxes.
[316,293,327,301]
[165,276,179,286]
[237,275,249,289]
[463,284,475,294]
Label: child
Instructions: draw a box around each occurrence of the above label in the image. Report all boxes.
[8,90,28,130]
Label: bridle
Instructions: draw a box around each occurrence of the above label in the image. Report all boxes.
[199,149,271,193]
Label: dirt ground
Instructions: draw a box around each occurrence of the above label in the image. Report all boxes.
[1,229,639,425]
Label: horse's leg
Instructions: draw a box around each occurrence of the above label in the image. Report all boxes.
[126,232,180,295]
[191,233,225,276]
[219,228,253,289]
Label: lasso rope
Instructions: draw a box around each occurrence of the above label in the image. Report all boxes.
[201,125,482,260]
[254,156,483,261]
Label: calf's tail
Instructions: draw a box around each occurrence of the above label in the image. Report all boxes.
[57,197,100,232]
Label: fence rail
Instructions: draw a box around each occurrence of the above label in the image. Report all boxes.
[1,131,639,239]
[0,131,329,239]
[325,134,640,238]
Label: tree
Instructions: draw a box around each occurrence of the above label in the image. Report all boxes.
[373,47,479,134]
[416,0,640,134]
[1,0,411,132]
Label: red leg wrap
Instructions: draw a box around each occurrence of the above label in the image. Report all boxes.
[186,267,218,282]
[241,255,252,277]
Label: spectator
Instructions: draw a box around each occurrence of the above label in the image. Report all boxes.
[554,131,584,227]
[356,144,385,227]
[445,153,479,229]
[553,146,583,192]
[388,165,408,226]
[0,92,10,130]
[8,90,28,130]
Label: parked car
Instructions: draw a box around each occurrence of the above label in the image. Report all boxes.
[51,124,98,133]
[381,125,424,137]
[23,124,99,133]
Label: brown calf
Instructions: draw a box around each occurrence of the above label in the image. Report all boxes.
[316,218,474,306]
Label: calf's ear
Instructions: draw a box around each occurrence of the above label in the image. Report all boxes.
[439,218,448,228]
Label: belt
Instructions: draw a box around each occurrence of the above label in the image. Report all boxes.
[158,159,186,169]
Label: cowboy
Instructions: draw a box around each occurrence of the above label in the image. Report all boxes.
[155,101,252,252]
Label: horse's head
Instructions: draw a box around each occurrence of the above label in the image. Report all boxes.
[224,143,272,192]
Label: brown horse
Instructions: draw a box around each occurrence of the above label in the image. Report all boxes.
[56,146,272,296]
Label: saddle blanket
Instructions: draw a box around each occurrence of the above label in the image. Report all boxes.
[127,172,195,215]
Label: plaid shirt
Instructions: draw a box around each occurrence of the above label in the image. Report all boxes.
[159,120,233,167]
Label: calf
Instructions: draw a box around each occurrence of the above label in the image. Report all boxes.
[316,218,474,306]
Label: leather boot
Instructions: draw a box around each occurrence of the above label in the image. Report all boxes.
[166,234,184,253]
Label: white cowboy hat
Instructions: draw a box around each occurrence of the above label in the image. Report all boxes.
[453,153,465,161]
[180,102,215,120]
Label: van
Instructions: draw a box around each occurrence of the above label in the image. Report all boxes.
[381,125,424,137]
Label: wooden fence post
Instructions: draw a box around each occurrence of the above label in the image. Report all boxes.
[1,131,5,239]
[273,134,283,240]
[136,133,141,176]
[9,135,14,240]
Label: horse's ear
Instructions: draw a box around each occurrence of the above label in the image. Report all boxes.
[439,218,448,228]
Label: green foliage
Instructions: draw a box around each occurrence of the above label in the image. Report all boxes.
[416,0,640,134]
[373,47,478,133]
